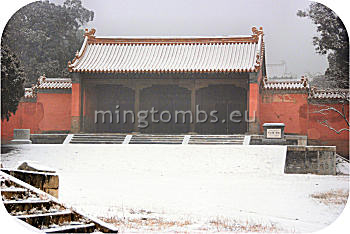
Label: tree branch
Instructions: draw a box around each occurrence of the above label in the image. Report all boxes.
[312,104,350,127]
[319,120,350,134]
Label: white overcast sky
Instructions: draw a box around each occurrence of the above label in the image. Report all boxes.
[4,0,350,77]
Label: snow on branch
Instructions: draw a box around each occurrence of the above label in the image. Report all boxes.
[311,100,349,134]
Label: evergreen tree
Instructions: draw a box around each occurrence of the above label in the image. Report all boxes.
[1,43,25,121]
[297,2,349,89]
[2,0,94,85]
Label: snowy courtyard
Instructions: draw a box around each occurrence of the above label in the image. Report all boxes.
[1,144,349,232]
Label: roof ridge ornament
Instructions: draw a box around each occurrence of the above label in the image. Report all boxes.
[37,74,46,84]
[300,76,309,88]
[84,28,96,39]
[75,50,80,59]
[252,26,263,39]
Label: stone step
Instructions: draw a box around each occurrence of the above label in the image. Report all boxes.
[188,135,245,145]
[68,134,245,145]
[132,135,185,136]
[71,139,125,142]
[0,178,15,188]
[43,223,96,233]
[190,135,244,137]
[16,210,73,229]
[130,140,183,142]
[70,141,124,144]
[71,139,125,141]
[131,136,184,140]
[1,188,28,199]
[69,134,127,144]
[191,137,244,140]
[189,139,244,142]
[189,138,244,141]
[72,136,125,139]
[129,135,185,144]
[1,171,118,233]
[130,142,182,144]
[130,140,183,143]
[70,138,125,142]
[3,199,52,214]
[188,142,243,145]
[132,135,185,137]
[74,133,126,136]
[190,136,244,138]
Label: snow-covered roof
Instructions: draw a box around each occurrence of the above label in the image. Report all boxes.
[24,88,35,99]
[23,76,72,99]
[68,27,265,74]
[308,88,349,100]
[36,77,72,89]
[262,77,309,90]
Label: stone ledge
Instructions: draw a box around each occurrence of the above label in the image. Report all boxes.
[30,134,68,144]
[250,134,307,146]
[285,145,336,175]
[287,145,336,152]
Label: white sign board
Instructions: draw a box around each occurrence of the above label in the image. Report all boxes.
[266,129,281,139]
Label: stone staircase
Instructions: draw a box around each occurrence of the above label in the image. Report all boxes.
[0,171,118,233]
[188,135,245,145]
[66,134,247,145]
[69,134,126,144]
[129,135,185,144]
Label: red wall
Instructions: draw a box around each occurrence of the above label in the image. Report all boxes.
[260,91,349,157]
[308,103,349,156]
[260,92,308,135]
[1,92,71,142]
[36,93,71,132]
[71,83,81,117]
[1,102,43,142]
[249,83,259,120]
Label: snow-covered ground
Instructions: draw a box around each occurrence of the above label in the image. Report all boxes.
[1,144,349,232]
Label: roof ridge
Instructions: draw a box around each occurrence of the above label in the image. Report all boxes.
[68,27,265,73]
[82,27,263,44]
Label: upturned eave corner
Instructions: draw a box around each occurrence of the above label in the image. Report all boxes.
[68,28,96,73]
[251,26,265,74]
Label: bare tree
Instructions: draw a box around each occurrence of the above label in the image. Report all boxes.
[311,90,349,134]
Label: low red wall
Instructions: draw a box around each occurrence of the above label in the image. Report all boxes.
[36,93,71,132]
[1,93,71,142]
[260,92,308,135]
[1,102,43,142]
[260,91,349,157]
